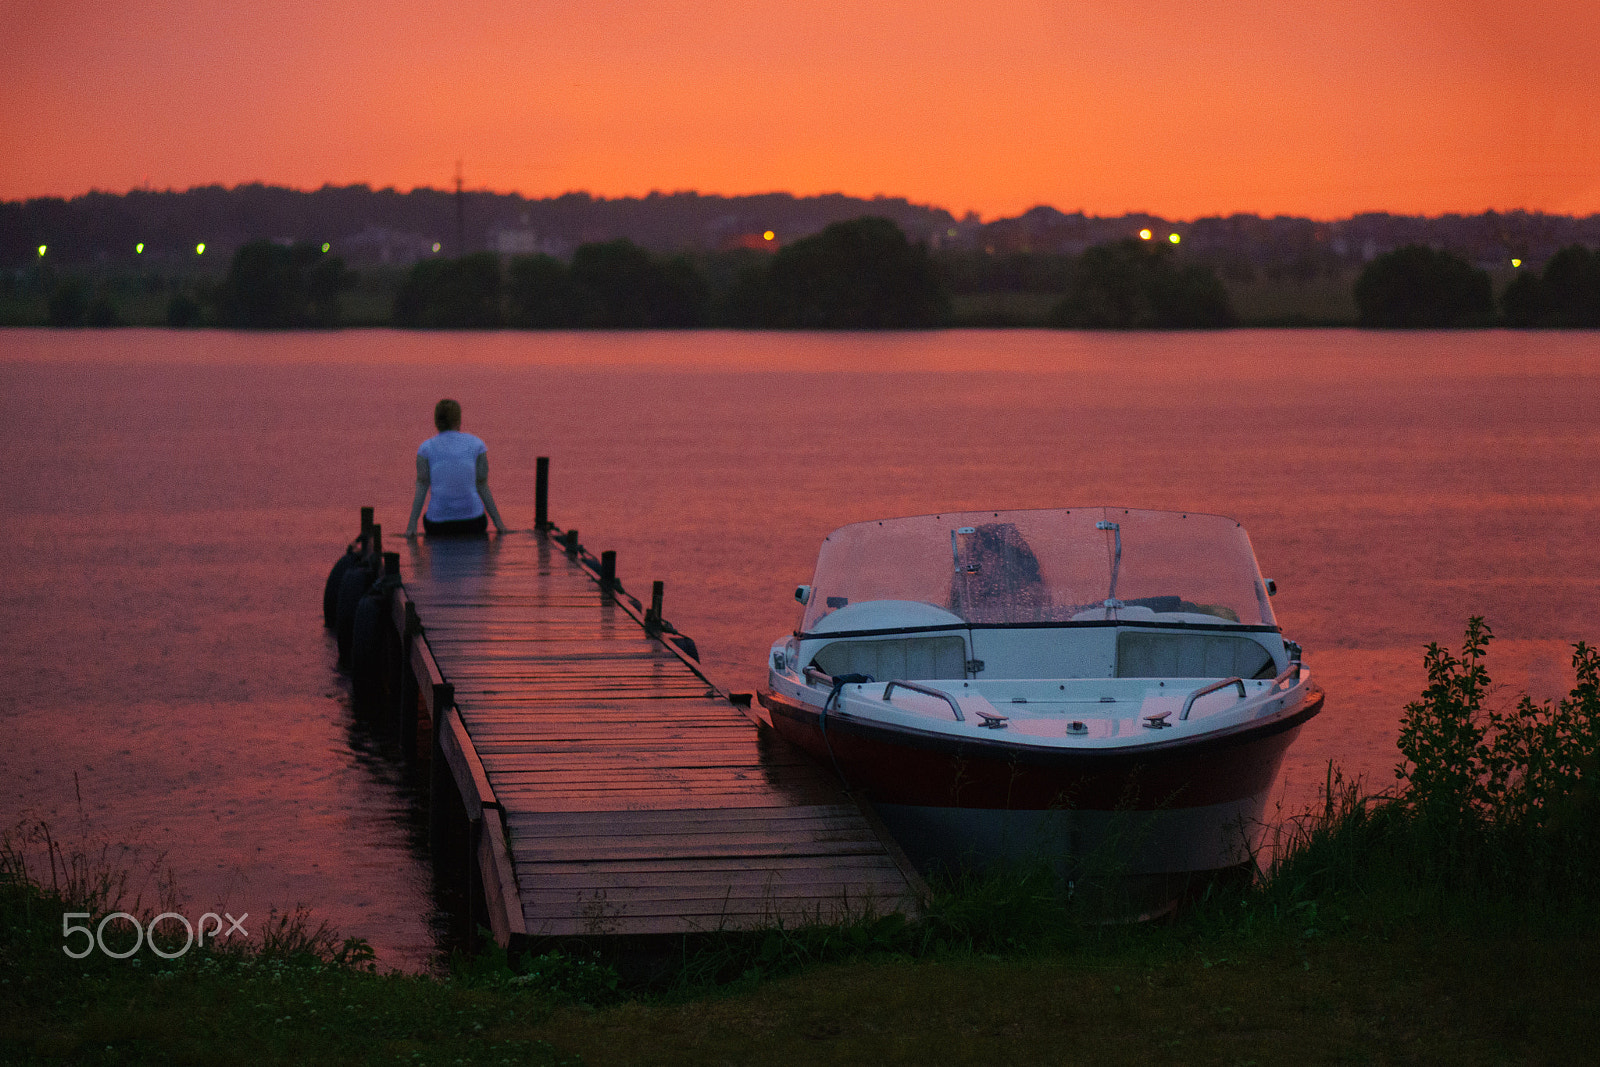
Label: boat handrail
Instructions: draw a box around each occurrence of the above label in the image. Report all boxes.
[1271,663,1301,691]
[1179,677,1247,720]
[804,667,834,687]
[882,680,965,722]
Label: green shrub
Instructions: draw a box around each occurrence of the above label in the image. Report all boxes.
[508,950,622,1004]
[1397,618,1600,834]
[738,217,949,328]
[506,253,583,327]
[212,240,356,327]
[1050,239,1235,328]
[1502,245,1600,327]
[85,293,120,327]
[1354,244,1493,327]
[1237,618,1600,933]
[567,239,709,327]
[46,278,88,326]
[166,291,203,327]
[1396,617,1494,828]
[394,252,503,328]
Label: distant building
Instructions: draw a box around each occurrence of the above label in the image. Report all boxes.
[490,228,541,255]
[342,226,438,266]
[718,232,779,252]
[488,227,570,258]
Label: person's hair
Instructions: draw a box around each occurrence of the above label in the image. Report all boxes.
[434,398,462,432]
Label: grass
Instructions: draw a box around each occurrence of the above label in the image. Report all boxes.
[340,267,410,327]
[8,858,1596,1065]
[943,278,1364,328]
[537,933,1600,1065]
[6,620,1600,1064]
[945,270,1367,328]
[1221,271,1360,326]
[947,292,1061,327]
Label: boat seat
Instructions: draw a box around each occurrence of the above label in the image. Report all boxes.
[1115,631,1274,679]
[812,636,967,681]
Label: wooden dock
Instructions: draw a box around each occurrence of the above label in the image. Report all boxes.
[341,491,921,945]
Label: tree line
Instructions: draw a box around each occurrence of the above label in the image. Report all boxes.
[374,219,1234,330]
[1355,243,1600,327]
[13,184,1600,279]
[0,185,958,271]
[380,219,1242,329]
[16,220,1600,330]
[390,219,952,329]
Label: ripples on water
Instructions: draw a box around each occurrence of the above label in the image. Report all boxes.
[2,328,1597,969]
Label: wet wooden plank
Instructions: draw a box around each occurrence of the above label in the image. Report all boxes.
[526,876,914,900]
[437,706,495,821]
[479,813,528,942]
[520,854,909,876]
[476,756,820,773]
[486,773,839,792]
[469,736,765,749]
[519,893,908,917]
[506,817,871,841]
[506,805,862,828]
[519,882,914,904]
[488,783,842,802]
[508,817,883,842]
[518,866,906,890]
[524,915,837,937]
[487,789,850,813]
[478,757,819,773]
[465,726,774,739]
[485,763,841,785]
[514,840,891,863]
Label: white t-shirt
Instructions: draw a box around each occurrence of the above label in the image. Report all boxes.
[418,431,487,522]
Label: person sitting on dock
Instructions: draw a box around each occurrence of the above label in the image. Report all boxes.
[404,398,508,537]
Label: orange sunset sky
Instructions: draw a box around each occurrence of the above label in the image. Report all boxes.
[3,0,1597,220]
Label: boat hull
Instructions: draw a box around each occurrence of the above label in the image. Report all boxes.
[759,685,1324,875]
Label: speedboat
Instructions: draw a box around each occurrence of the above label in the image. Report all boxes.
[759,507,1324,880]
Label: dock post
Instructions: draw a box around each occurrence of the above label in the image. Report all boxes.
[428,691,473,942]
[466,818,485,950]
[645,580,664,634]
[360,506,374,545]
[380,551,402,711]
[426,683,455,814]
[535,457,549,530]
[599,550,616,593]
[425,682,450,758]
[564,529,579,556]
[370,524,382,563]
[400,601,422,762]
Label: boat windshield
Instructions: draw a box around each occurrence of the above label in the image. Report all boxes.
[801,508,1276,632]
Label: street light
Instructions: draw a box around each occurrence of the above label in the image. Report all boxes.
[1169,233,1181,244]
[37,245,46,257]
[1138,229,1152,240]
[196,243,206,255]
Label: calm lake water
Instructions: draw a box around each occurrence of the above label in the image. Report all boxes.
[2,328,1597,970]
